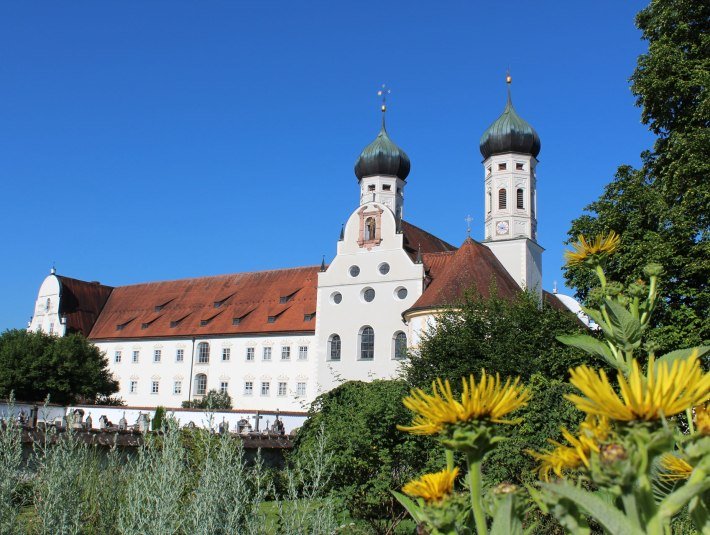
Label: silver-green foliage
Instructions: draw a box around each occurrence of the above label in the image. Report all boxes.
[33,424,88,535]
[0,395,23,535]
[118,418,186,535]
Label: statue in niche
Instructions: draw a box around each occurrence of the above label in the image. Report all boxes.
[365,217,376,241]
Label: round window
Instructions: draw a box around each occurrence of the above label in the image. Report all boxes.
[349,265,360,277]
[331,292,342,304]
[378,263,390,275]
[396,287,408,300]
[363,288,375,302]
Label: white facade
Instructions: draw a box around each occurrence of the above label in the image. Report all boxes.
[28,271,66,336]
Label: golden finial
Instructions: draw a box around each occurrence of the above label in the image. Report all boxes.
[506,71,512,84]
[378,83,391,113]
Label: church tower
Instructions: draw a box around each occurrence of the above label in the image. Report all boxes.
[479,75,543,297]
[353,89,410,225]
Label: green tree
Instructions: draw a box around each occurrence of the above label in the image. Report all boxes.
[565,0,710,352]
[292,380,437,534]
[182,389,232,410]
[0,329,118,405]
[403,290,588,389]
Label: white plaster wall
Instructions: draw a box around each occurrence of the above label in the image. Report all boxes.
[97,333,317,413]
[484,238,543,300]
[315,201,424,392]
[28,274,66,336]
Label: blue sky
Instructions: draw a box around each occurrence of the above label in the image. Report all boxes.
[0,0,653,331]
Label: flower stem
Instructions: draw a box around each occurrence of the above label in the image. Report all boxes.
[466,453,487,534]
[686,408,695,435]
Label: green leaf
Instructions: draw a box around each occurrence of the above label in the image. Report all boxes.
[541,482,644,535]
[656,346,710,370]
[604,298,642,350]
[556,334,624,370]
[688,493,710,535]
[658,480,710,519]
[391,490,425,524]
[581,306,613,339]
[490,494,523,535]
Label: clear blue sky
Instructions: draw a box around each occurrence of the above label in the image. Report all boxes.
[1,0,653,331]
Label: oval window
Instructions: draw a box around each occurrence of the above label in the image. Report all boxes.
[378,263,390,275]
[396,287,408,300]
[363,288,375,303]
[349,266,360,277]
[331,292,342,304]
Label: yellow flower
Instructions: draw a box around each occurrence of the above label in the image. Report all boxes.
[528,415,611,481]
[564,231,621,266]
[398,372,530,435]
[566,353,710,422]
[402,467,459,504]
[695,403,710,435]
[660,454,693,481]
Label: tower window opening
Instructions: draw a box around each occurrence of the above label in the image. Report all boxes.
[368,184,376,191]
[498,189,507,209]
[517,188,524,209]
[516,162,524,171]
[382,184,391,191]
[498,163,507,171]
[487,191,492,213]
[487,166,492,176]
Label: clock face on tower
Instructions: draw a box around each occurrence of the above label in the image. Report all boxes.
[496,221,509,235]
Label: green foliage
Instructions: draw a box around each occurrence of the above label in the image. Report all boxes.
[565,0,710,352]
[403,290,588,389]
[292,380,437,534]
[0,329,118,405]
[152,406,166,431]
[0,394,23,534]
[181,389,232,410]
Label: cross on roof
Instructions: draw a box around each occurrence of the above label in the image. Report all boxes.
[377,84,390,112]
[464,215,473,237]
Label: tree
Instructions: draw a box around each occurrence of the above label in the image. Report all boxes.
[0,329,118,405]
[402,290,588,389]
[181,389,232,410]
[565,0,710,352]
[292,380,437,534]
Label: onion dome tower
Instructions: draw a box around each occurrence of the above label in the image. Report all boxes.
[479,74,543,298]
[354,86,409,222]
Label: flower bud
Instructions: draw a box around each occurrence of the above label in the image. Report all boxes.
[643,263,664,277]
[627,281,646,298]
[601,443,627,464]
[493,482,518,495]
[588,287,605,306]
[644,340,661,353]
[605,281,624,296]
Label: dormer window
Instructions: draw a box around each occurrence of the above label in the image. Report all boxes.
[304,313,314,321]
[267,316,276,323]
[279,290,298,304]
[232,317,241,325]
[498,163,507,171]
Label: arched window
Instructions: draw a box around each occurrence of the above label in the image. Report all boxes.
[359,326,374,360]
[517,188,524,209]
[195,373,207,396]
[393,332,407,360]
[197,342,210,363]
[487,190,491,213]
[498,189,507,209]
[328,334,341,361]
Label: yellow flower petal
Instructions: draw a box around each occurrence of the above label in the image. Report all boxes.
[402,467,459,504]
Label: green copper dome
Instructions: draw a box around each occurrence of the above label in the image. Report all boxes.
[479,90,541,160]
[354,120,411,181]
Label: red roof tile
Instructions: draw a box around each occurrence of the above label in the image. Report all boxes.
[401,220,457,260]
[89,266,320,340]
[406,237,521,313]
[57,276,114,336]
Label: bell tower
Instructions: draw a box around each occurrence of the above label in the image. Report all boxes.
[479,75,543,297]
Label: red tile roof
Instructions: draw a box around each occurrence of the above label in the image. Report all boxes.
[57,276,114,336]
[406,237,521,313]
[401,220,457,260]
[89,266,320,340]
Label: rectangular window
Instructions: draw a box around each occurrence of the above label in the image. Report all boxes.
[517,188,524,209]
[281,346,291,360]
[176,349,184,362]
[498,162,507,171]
[298,346,308,360]
[368,184,375,191]
[246,347,255,361]
[261,381,270,396]
[129,381,138,394]
[222,348,231,361]
[382,184,391,191]
[153,349,161,363]
[296,382,306,397]
[173,381,182,395]
[49,323,54,334]
[244,381,253,396]
[263,347,272,361]
[114,351,122,363]
[278,382,287,396]
[132,350,139,363]
[220,381,229,394]
[151,381,159,394]
[516,162,524,170]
